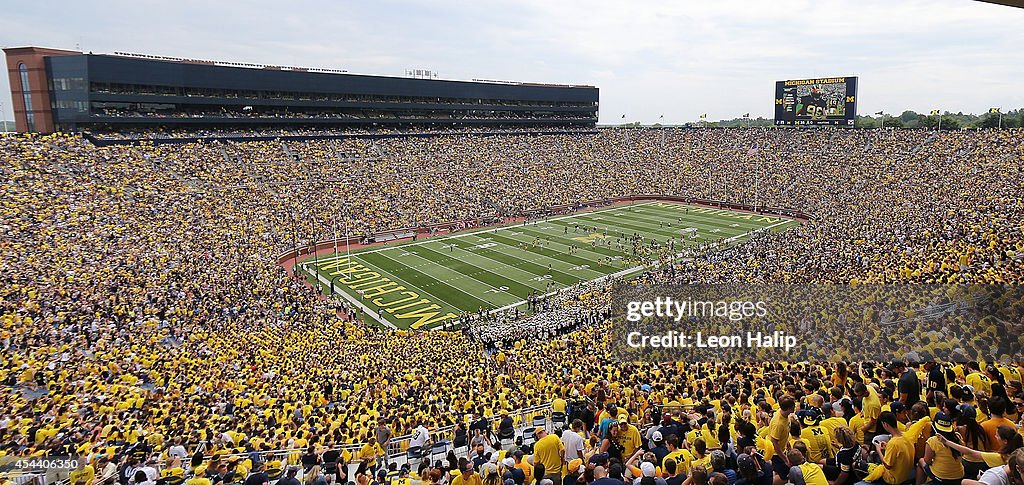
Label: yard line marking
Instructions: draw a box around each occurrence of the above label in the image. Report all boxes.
[482,218,796,316]
[404,240,556,293]
[311,202,657,262]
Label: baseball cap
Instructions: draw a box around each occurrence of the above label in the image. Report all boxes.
[640,462,656,477]
[933,412,955,433]
[662,413,673,422]
[501,458,515,468]
[798,409,820,427]
[589,453,609,465]
[887,360,905,371]
[890,402,906,413]
[568,459,583,474]
[957,403,977,420]
[736,454,757,476]
[652,430,664,443]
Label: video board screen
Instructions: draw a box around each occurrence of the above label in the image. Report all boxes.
[774,77,857,126]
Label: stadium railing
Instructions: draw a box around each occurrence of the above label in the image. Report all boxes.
[46,403,555,485]
[8,472,48,485]
[380,403,553,459]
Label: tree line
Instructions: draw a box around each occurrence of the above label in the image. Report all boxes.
[630,109,1023,129]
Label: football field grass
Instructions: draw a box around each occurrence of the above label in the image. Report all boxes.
[298,201,799,330]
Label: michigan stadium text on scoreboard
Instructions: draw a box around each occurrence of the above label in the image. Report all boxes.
[774,76,858,126]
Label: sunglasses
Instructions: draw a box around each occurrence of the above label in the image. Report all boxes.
[1015,402,1024,408]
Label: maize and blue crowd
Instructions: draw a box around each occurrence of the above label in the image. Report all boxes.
[1,127,1023,485]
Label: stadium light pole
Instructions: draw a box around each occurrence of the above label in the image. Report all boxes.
[345,206,352,272]
[623,114,630,162]
[659,114,665,149]
[311,217,318,267]
[290,210,299,278]
[333,213,339,260]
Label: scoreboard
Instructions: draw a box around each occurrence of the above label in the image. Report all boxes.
[774,77,857,126]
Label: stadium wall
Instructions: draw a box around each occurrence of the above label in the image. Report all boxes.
[3,46,80,132]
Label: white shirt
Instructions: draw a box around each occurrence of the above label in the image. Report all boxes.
[410,425,431,448]
[168,445,189,459]
[979,466,1009,485]
[560,430,585,461]
[140,466,159,482]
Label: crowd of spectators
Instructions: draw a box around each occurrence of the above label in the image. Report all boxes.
[1,127,1022,485]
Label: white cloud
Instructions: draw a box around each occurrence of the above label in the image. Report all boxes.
[1,0,1022,124]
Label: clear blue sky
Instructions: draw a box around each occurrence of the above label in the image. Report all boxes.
[2,0,1022,124]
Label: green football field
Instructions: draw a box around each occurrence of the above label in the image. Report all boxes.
[298,201,799,330]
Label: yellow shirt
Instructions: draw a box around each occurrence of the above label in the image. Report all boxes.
[800,426,832,463]
[697,422,721,449]
[819,417,845,440]
[552,398,568,414]
[691,455,711,471]
[360,443,383,466]
[70,466,95,485]
[534,434,565,477]
[965,373,992,396]
[881,435,914,485]
[904,417,932,445]
[664,448,695,475]
[862,387,881,433]
[768,410,791,455]
[515,462,533,485]
[926,436,964,480]
[982,417,1015,452]
[453,474,482,485]
[849,414,866,444]
[618,425,643,457]
[797,462,828,485]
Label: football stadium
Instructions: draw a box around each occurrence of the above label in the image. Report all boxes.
[1,4,1024,485]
